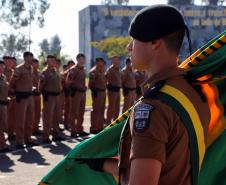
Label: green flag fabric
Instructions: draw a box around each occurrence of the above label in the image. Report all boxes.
[39,30,226,185]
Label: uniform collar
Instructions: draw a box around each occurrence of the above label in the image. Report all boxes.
[143,67,185,90]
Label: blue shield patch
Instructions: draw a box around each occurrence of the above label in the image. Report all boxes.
[134,103,155,133]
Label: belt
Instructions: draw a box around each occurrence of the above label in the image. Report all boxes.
[42,90,61,96]
[0,100,9,106]
[107,84,121,92]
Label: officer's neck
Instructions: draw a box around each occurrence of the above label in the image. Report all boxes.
[146,51,178,78]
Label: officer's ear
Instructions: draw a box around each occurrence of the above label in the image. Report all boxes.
[149,39,162,51]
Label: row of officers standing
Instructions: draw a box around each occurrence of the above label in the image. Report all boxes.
[0,52,147,152]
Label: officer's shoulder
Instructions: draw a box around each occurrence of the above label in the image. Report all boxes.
[16,63,23,70]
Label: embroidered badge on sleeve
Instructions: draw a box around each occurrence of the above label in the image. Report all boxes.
[134,103,155,133]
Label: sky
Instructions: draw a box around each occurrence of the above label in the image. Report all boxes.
[1,0,207,59]
[31,0,167,59]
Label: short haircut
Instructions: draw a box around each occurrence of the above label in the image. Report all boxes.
[12,57,17,61]
[76,53,85,60]
[47,55,56,59]
[96,57,105,64]
[23,51,33,58]
[3,56,10,60]
[162,28,185,54]
[67,60,75,65]
[32,59,39,63]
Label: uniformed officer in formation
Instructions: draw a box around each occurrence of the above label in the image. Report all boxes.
[61,60,75,130]
[10,52,34,149]
[78,5,210,185]
[3,56,16,140]
[66,54,88,137]
[105,55,121,125]
[88,57,107,134]
[0,60,10,153]
[121,57,137,112]
[40,55,63,143]
[32,59,42,135]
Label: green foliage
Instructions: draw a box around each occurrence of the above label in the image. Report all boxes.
[0,0,50,28]
[91,36,131,58]
[168,0,194,4]
[101,0,129,5]
[0,33,30,57]
[39,35,69,69]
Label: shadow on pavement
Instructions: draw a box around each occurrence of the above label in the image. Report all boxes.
[0,155,15,172]
[17,149,50,166]
[44,142,72,156]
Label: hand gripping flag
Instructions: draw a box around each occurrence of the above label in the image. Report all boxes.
[39,30,226,185]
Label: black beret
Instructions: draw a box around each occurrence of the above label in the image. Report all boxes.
[67,60,75,65]
[32,59,39,63]
[96,57,106,64]
[129,4,186,42]
[0,60,5,65]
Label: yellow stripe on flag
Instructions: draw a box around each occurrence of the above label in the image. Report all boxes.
[160,85,206,171]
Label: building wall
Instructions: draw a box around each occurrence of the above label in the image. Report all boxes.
[79,5,226,71]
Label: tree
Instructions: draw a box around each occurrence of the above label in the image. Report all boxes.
[0,33,30,57]
[49,35,62,56]
[0,0,50,29]
[91,36,131,58]
[39,35,69,66]
[168,0,194,5]
[39,39,50,55]
[102,0,129,5]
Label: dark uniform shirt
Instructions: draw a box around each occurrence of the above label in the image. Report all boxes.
[0,74,9,101]
[88,66,106,90]
[10,63,33,92]
[119,67,210,185]
[67,65,86,91]
[40,67,62,93]
[106,65,121,88]
[121,66,136,89]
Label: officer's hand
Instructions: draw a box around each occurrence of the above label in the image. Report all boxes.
[75,158,107,172]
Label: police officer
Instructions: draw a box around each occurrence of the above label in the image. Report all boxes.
[32,59,42,135]
[79,5,210,185]
[62,60,75,129]
[10,52,34,149]
[3,56,16,140]
[88,57,107,134]
[121,57,137,112]
[105,55,121,125]
[40,55,63,143]
[0,60,11,153]
[66,54,88,137]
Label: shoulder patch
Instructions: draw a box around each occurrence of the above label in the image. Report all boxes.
[134,103,155,133]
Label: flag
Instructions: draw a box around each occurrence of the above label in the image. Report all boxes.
[39,30,226,185]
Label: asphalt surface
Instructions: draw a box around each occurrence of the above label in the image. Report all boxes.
[0,109,93,185]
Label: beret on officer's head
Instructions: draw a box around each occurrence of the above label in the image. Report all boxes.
[129,4,186,42]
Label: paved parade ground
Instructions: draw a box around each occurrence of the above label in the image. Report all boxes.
[0,110,92,185]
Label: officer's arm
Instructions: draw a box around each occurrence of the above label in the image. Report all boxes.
[129,158,161,185]
[103,158,118,176]
[10,68,20,89]
[88,72,95,88]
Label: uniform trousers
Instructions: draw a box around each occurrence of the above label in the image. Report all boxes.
[7,98,16,136]
[15,96,33,145]
[106,90,120,125]
[0,105,7,149]
[42,95,61,139]
[90,91,106,132]
[69,92,86,133]
[32,95,41,132]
